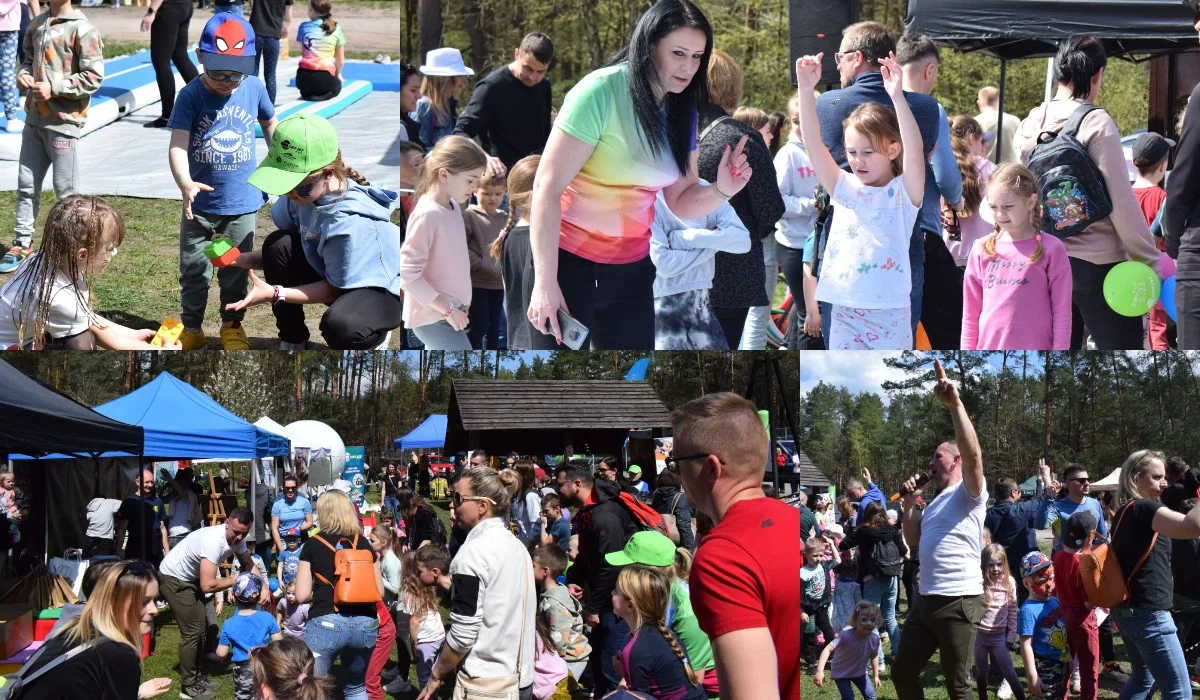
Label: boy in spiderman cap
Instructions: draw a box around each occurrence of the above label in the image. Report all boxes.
[1018,551,1071,700]
[168,13,277,351]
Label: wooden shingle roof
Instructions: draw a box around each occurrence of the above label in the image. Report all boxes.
[797,448,832,487]
[449,380,672,430]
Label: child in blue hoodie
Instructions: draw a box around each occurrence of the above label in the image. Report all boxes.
[649,179,750,350]
[226,113,403,349]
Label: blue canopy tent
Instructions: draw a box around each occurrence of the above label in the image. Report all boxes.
[13,372,290,460]
[394,414,447,452]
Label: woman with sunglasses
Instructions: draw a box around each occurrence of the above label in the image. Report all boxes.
[294,489,385,700]
[395,486,445,552]
[226,113,404,350]
[415,468,536,700]
[14,561,172,700]
[270,473,314,555]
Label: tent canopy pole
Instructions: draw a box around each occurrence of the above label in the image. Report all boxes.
[997,58,1008,163]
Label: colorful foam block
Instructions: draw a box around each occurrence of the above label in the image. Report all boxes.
[150,318,184,347]
[0,639,39,675]
[204,238,240,267]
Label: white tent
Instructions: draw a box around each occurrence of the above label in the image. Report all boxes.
[285,420,346,489]
[1090,467,1123,491]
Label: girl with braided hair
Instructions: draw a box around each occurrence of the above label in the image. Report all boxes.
[228,113,404,350]
[490,154,539,349]
[0,195,179,349]
[612,565,706,700]
[249,636,333,700]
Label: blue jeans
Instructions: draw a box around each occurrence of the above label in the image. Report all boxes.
[383,496,399,517]
[305,613,379,700]
[586,611,630,696]
[836,675,876,700]
[1116,607,1191,700]
[253,36,280,104]
[863,576,901,661]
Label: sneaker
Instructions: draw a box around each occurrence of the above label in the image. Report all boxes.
[179,684,215,700]
[997,679,1013,699]
[4,119,22,133]
[1071,667,1081,693]
[1190,675,1200,691]
[0,246,31,273]
[180,328,207,350]
[1101,662,1129,684]
[383,676,413,696]
[220,320,249,350]
[198,675,220,692]
[380,666,398,684]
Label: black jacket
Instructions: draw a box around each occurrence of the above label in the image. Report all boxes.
[651,486,695,551]
[453,66,553,170]
[697,108,785,309]
[839,524,907,583]
[1164,82,1200,280]
[566,478,638,615]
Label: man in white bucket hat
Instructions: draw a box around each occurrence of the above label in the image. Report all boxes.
[413,48,473,146]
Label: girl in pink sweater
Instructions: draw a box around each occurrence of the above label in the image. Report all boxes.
[400,135,488,349]
[975,544,1024,700]
[962,164,1072,350]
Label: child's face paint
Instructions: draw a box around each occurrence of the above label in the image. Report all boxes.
[289,174,326,204]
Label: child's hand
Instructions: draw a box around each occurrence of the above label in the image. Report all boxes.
[446,307,469,332]
[794,54,823,92]
[814,669,824,687]
[800,611,809,624]
[879,52,904,102]
[180,180,214,221]
[137,678,172,699]
[16,74,34,91]
[874,672,881,688]
[1029,675,1044,697]
[804,306,822,338]
[34,82,51,101]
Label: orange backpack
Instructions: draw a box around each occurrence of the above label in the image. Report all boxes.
[1077,504,1158,608]
[312,534,381,610]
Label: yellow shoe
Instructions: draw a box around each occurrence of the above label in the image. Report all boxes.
[179,328,207,350]
[220,321,250,350]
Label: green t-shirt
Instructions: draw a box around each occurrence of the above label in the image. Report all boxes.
[670,578,714,680]
[554,62,689,265]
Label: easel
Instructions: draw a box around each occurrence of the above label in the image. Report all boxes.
[207,472,233,580]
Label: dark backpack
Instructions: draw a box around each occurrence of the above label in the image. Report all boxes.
[870,537,903,579]
[1026,104,1114,239]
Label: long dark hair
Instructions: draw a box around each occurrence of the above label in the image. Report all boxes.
[607,0,712,177]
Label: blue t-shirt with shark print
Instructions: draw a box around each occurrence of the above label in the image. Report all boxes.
[169,76,275,216]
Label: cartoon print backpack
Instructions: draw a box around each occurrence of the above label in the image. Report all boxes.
[1026,104,1113,239]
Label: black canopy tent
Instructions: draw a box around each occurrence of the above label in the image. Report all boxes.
[905,0,1199,159]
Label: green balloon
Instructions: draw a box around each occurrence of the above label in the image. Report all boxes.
[1103,261,1160,317]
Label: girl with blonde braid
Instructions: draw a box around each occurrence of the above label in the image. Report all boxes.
[611,565,706,700]
[490,154,539,349]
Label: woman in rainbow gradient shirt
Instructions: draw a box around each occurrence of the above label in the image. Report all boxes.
[294,0,344,101]
[525,0,752,350]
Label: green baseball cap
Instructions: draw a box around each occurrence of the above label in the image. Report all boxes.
[605,531,675,567]
[248,113,340,195]
[627,464,643,475]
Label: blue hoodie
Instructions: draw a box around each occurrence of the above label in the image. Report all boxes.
[271,184,402,296]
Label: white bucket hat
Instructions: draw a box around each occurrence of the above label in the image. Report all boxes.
[419,48,474,77]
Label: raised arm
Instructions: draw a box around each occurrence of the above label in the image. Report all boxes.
[794,55,841,194]
[934,359,984,498]
[880,53,925,207]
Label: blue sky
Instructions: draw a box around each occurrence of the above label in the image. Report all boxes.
[800,352,1021,398]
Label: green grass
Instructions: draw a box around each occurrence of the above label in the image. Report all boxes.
[101,39,386,62]
[0,192,403,348]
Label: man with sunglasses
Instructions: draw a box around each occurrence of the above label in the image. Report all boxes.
[167,13,277,351]
[670,392,801,700]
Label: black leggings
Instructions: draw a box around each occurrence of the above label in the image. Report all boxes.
[467,287,504,349]
[262,229,403,349]
[149,0,199,119]
[296,67,341,101]
[1069,257,1144,350]
[713,306,749,350]
[529,248,655,350]
[801,603,836,663]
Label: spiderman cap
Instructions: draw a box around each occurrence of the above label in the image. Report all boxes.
[198,14,257,75]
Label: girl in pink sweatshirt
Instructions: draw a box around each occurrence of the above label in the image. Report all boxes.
[962,163,1072,350]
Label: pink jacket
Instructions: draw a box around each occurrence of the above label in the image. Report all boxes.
[0,0,21,32]
[399,195,474,329]
[1014,99,1161,275]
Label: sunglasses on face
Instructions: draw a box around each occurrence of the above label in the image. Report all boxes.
[451,492,496,507]
[1069,477,1090,484]
[664,453,725,473]
[206,70,245,83]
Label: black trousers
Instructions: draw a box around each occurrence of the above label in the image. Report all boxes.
[1069,257,1145,350]
[150,0,198,119]
[776,240,824,349]
[529,249,655,350]
[296,68,341,101]
[1175,279,1200,349]
[713,306,749,350]
[262,229,403,349]
[801,603,836,664]
[467,287,504,349]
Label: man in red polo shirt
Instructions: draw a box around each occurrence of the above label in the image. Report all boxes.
[669,392,801,700]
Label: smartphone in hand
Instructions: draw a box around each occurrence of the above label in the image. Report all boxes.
[556,309,589,350]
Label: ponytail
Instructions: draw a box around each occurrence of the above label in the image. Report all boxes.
[656,620,701,687]
[488,153,540,260]
[310,0,336,34]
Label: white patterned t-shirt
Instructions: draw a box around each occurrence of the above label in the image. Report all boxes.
[815,172,920,309]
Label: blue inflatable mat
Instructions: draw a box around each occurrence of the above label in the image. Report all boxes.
[255,80,373,137]
[0,49,198,130]
[289,62,399,92]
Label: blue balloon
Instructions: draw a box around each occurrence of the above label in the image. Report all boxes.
[1161,276,1178,322]
[268,577,280,593]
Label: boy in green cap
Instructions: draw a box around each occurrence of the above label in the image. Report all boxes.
[606,531,719,698]
[224,113,403,350]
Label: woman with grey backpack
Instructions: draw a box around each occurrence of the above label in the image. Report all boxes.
[839,500,907,672]
[651,469,695,552]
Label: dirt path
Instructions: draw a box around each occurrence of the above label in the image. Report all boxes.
[87,3,400,54]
